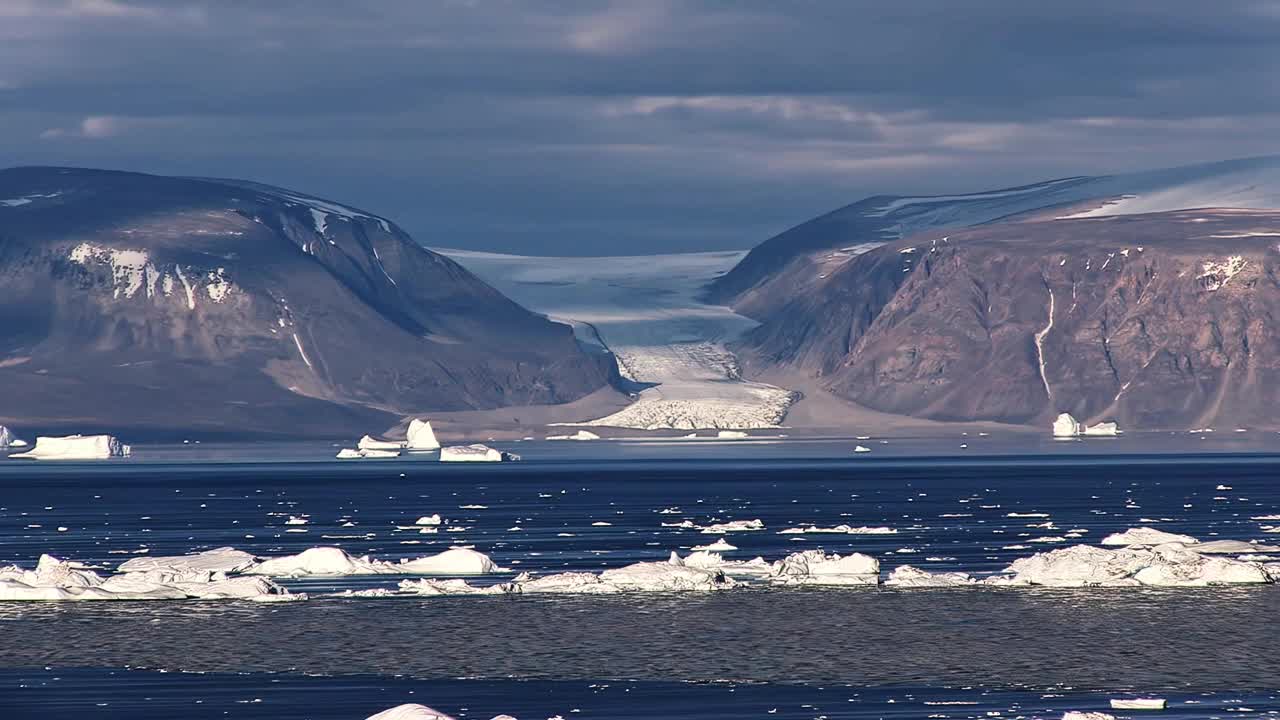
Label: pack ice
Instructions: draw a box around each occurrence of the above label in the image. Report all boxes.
[0,554,296,602]
[439,444,518,462]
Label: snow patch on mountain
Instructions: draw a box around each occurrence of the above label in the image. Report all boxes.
[68,243,234,307]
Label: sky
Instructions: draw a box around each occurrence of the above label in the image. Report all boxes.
[2,0,1278,255]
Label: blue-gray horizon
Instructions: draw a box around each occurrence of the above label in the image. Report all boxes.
[2,0,1278,255]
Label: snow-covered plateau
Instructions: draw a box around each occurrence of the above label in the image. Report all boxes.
[441,249,798,430]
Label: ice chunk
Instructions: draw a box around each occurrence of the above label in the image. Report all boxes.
[853,445,872,453]
[699,519,765,533]
[415,514,443,526]
[691,538,737,552]
[358,435,403,451]
[717,430,749,439]
[1062,713,1116,720]
[1083,421,1120,436]
[337,448,399,459]
[406,419,441,451]
[0,426,26,448]
[398,547,505,574]
[1053,413,1081,437]
[1101,527,1199,546]
[885,565,976,587]
[1110,699,1166,710]
[494,560,737,595]
[9,434,130,460]
[336,448,362,459]
[0,554,295,602]
[117,548,258,575]
[439,444,518,462]
[546,430,600,441]
[778,524,898,535]
[770,550,880,586]
[366,705,456,720]
[995,544,1272,587]
[247,547,383,577]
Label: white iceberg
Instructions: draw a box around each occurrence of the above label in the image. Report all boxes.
[336,448,362,459]
[690,538,737,552]
[439,444,518,462]
[769,549,880,586]
[546,430,600,441]
[885,565,976,588]
[1084,421,1120,436]
[1101,527,1200,546]
[853,445,872,453]
[9,434,130,460]
[1062,713,1116,720]
[337,447,400,459]
[468,558,738,596]
[717,430,749,439]
[993,543,1273,587]
[245,546,505,577]
[358,435,403,451]
[0,426,26,448]
[1053,413,1081,437]
[699,519,765,533]
[406,418,441,451]
[415,514,443,526]
[117,547,258,575]
[367,705,456,720]
[0,554,295,602]
[668,550,772,576]
[778,524,897,535]
[1110,698,1166,710]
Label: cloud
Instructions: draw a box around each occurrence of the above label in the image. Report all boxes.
[1,1,1279,254]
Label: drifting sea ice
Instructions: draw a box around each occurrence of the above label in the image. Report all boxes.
[405,418,441,451]
[885,565,977,588]
[244,546,505,577]
[1100,527,1200,546]
[0,554,297,602]
[9,434,130,460]
[769,550,881,587]
[439,445,518,462]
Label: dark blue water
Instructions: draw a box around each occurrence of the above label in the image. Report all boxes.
[2,452,1279,718]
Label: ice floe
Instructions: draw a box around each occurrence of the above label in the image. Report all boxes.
[699,519,765,533]
[546,430,600,441]
[992,542,1273,587]
[9,434,130,460]
[690,537,737,552]
[1062,713,1115,720]
[366,704,456,720]
[358,435,403,451]
[117,547,258,575]
[769,549,880,587]
[1053,414,1120,437]
[439,444,518,462]
[886,565,977,588]
[244,546,505,577]
[0,554,296,602]
[1110,698,1167,710]
[337,447,399,459]
[406,418,441,451]
[777,524,898,535]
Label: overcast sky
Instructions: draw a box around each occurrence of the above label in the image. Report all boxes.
[2,0,1278,254]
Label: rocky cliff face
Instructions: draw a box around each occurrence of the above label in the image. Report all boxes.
[740,209,1280,429]
[0,167,617,437]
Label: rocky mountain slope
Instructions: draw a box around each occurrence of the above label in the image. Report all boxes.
[738,208,1280,430]
[0,167,617,438]
[712,156,1280,319]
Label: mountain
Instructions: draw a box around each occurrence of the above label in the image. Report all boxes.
[721,157,1280,430]
[0,167,617,438]
[712,156,1280,317]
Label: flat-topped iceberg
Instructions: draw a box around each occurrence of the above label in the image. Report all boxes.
[769,549,880,586]
[10,434,130,460]
[367,705,456,720]
[699,518,765,533]
[405,418,441,451]
[778,524,897,535]
[1053,413,1120,437]
[1110,698,1166,710]
[0,554,296,602]
[117,547,258,575]
[546,430,600,441]
[1083,421,1119,436]
[401,555,738,596]
[1062,713,1115,720]
[337,447,400,459]
[439,444,518,462]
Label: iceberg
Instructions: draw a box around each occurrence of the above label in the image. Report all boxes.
[1101,527,1199,546]
[717,430,749,439]
[337,448,400,459]
[367,705,456,720]
[668,550,772,576]
[0,554,295,602]
[9,434,130,460]
[1052,413,1081,437]
[1084,421,1120,436]
[406,418,441,451]
[1110,699,1166,710]
[439,444,518,462]
[546,430,600,441]
[994,543,1273,587]
[245,546,505,577]
[117,548,258,575]
[853,445,872,453]
[690,537,737,552]
[336,448,362,459]
[769,549,880,586]
[699,518,765,533]
[778,524,897,535]
[358,435,403,451]
[885,565,977,587]
[1062,713,1116,720]
[0,425,26,448]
